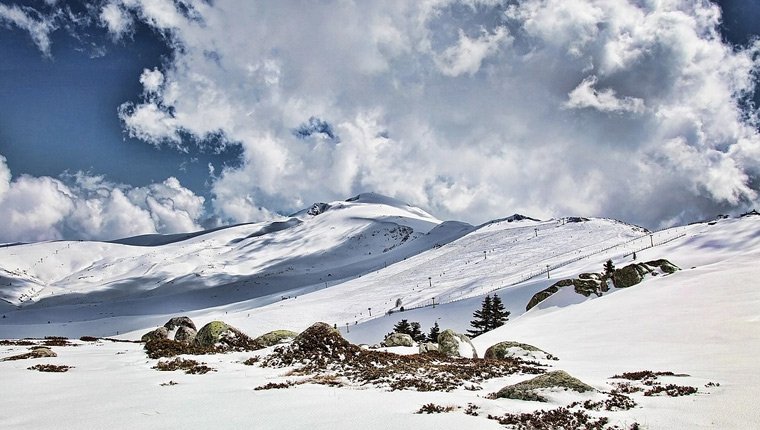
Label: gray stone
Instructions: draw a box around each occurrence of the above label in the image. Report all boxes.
[494,370,595,402]
[164,316,196,331]
[253,330,299,348]
[174,326,197,343]
[383,332,414,347]
[141,326,169,342]
[437,329,477,358]
[418,342,439,354]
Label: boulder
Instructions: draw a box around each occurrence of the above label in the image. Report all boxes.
[494,370,594,402]
[437,329,477,358]
[1,346,57,362]
[253,330,299,348]
[613,264,648,288]
[174,326,197,343]
[418,342,439,354]
[164,316,196,331]
[383,332,414,347]
[141,326,169,342]
[484,341,554,361]
[526,285,560,311]
[194,321,255,350]
[645,259,679,274]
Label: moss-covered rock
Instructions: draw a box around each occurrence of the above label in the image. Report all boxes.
[384,332,414,347]
[253,330,299,348]
[194,321,255,350]
[141,326,169,342]
[174,326,197,343]
[164,316,196,331]
[484,341,554,361]
[437,329,477,358]
[494,370,594,401]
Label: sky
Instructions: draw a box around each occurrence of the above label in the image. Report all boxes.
[0,0,759,242]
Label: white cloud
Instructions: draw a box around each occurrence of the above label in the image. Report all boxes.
[0,3,57,56]
[0,158,205,242]
[565,75,645,114]
[139,67,164,93]
[10,0,757,231]
[100,2,133,39]
[434,27,510,77]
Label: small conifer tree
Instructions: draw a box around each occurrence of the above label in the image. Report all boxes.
[488,295,510,330]
[467,295,493,337]
[604,259,615,277]
[427,321,440,343]
[409,322,426,342]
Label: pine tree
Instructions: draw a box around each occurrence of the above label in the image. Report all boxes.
[488,295,510,330]
[467,295,493,337]
[603,259,615,277]
[390,319,412,337]
[409,322,425,342]
[427,321,440,343]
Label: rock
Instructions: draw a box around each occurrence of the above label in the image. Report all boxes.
[1,346,57,361]
[494,370,595,402]
[253,330,299,348]
[418,342,439,354]
[383,332,414,347]
[526,285,560,311]
[645,259,680,274]
[572,278,602,297]
[437,329,477,358]
[612,263,649,288]
[174,326,197,343]
[194,321,255,350]
[484,341,554,361]
[164,316,196,331]
[141,327,169,342]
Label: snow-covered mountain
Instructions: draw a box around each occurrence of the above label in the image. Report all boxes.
[0,192,658,338]
[2,194,760,429]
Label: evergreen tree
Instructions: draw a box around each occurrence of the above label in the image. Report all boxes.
[409,322,425,342]
[488,295,510,330]
[389,319,412,337]
[603,259,615,277]
[427,321,440,343]
[467,295,493,337]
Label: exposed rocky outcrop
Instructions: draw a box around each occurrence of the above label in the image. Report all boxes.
[383,333,414,347]
[484,341,555,361]
[437,329,477,358]
[1,346,57,361]
[493,370,594,402]
[253,330,299,348]
[527,259,679,310]
[194,321,256,350]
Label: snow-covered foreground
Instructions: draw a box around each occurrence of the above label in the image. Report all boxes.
[1,194,759,429]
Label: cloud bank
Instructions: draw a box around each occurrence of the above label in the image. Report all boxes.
[4,0,760,241]
[0,156,204,242]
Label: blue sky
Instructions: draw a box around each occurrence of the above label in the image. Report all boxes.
[0,1,759,242]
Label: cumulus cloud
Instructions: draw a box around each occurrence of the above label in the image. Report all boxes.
[0,156,205,242]
[565,75,645,114]
[99,2,133,40]
[53,1,760,228]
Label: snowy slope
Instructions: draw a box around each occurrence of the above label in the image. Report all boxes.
[0,194,454,325]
